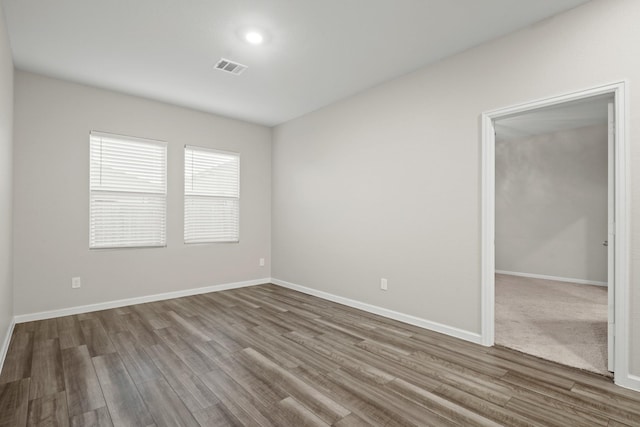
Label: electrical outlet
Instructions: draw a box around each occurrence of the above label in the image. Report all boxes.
[259,258,265,267]
[71,277,82,289]
[380,278,388,291]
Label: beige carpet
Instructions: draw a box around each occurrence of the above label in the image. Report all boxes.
[495,273,609,375]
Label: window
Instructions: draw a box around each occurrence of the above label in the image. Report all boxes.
[89,131,167,249]
[184,146,240,243]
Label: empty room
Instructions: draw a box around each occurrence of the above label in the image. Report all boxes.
[493,97,612,375]
[1,1,640,426]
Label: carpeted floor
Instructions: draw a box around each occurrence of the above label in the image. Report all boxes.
[495,273,609,376]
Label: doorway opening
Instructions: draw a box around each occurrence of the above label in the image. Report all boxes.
[481,83,630,384]
[494,95,611,375]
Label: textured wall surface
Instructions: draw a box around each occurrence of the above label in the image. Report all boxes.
[13,71,272,315]
[272,0,640,374]
[496,125,608,283]
[0,5,14,356]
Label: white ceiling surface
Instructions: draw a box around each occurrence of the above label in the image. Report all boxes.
[495,95,611,141]
[2,0,591,126]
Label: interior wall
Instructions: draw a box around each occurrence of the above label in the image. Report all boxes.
[0,6,14,347]
[13,71,271,316]
[272,0,640,374]
[495,125,608,283]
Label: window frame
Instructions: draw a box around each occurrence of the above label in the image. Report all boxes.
[184,145,241,244]
[89,131,168,250]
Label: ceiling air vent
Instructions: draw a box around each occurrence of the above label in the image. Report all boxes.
[214,58,248,75]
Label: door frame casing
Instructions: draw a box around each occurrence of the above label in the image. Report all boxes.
[480,81,633,389]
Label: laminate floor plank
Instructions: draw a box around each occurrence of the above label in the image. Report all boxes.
[333,413,372,427]
[219,326,302,370]
[153,327,219,375]
[191,403,243,427]
[495,373,619,425]
[247,289,323,321]
[0,378,30,427]
[69,407,113,427]
[315,334,449,391]
[201,368,276,427]
[272,311,331,337]
[323,315,420,352]
[214,352,286,410]
[145,342,219,412]
[29,338,65,400]
[499,372,640,425]
[505,396,607,427]
[57,316,85,350]
[79,318,116,357]
[136,377,200,427]
[353,339,512,406]
[33,319,58,343]
[251,326,341,375]
[92,352,155,427]
[196,321,245,353]
[608,420,634,427]
[571,382,640,415]
[218,291,262,310]
[166,311,213,342]
[26,390,69,427]
[434,383,544,427]
[324,368,458,427]
[13,322,36,335]
[131,304,172,330]
[0,332,33,384]
[242,348,350,424]
[121,313,160,348]
[239,308,293,336]
[283,331,396,386]
[489,346,639,405]
[158,298,194,318]
[95,310,129,335]
[1,284,639,426]
[233,290,289,313]
[311,317,370,341]
[294,368,419,427]
[349,340,443,392]
[385,378,503,427]
[61,346,106,417]
[108,331,163,384]
[413,345,512,379]
[272,396,330,427]
[187,296,254,330]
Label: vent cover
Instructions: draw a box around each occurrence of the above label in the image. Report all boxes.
[214,58,248,75]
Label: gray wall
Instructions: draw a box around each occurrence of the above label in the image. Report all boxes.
[13,71,271,315]
[495,125,608,283]
[0,6,13,348]
[272,0,640,374]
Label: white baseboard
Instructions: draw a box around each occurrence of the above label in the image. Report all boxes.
[616,373,640,392]
[0,317,16,375]
[14,278,270,323]
[271,278,482,345]
[495,270,607,287]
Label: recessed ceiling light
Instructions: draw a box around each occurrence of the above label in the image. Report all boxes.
[245,31,264,45]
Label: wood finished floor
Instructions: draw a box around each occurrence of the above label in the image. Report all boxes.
[1,285,639,427]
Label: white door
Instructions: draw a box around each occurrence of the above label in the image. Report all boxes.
[607,102,615,372]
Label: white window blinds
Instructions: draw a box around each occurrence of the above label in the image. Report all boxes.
[89,131,167,249]
[184,146,240,243]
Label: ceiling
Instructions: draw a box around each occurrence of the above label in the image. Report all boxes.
[495,95,611,141]
[2,0,591,126]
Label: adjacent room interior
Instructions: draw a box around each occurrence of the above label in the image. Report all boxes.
[1,1,640,426]
[494,96,611,375]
